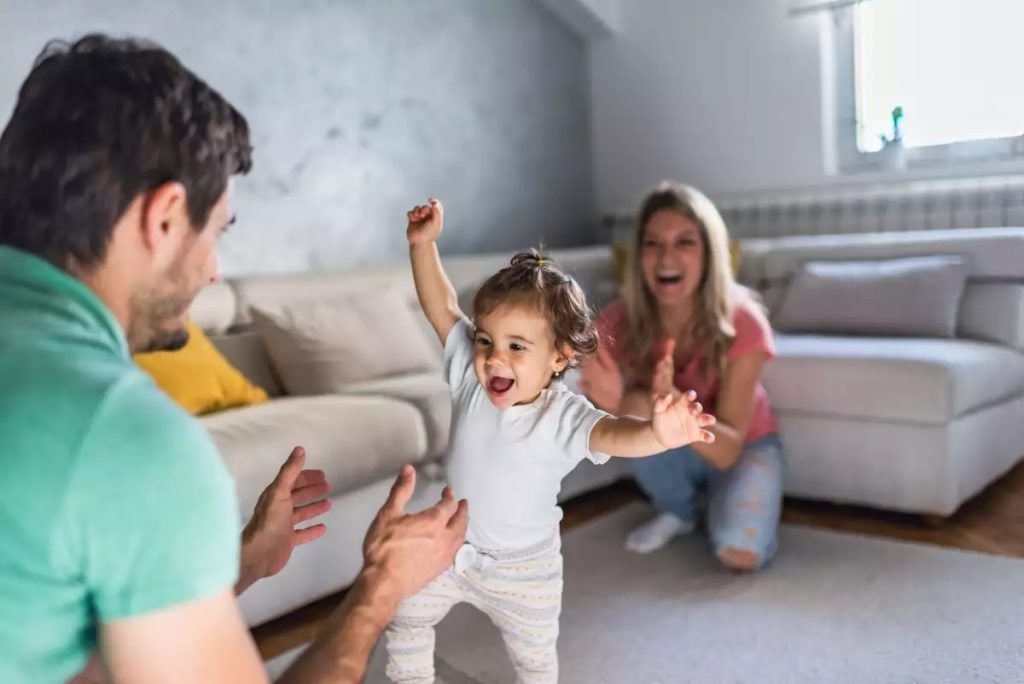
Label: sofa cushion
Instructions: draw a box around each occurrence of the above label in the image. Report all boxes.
[775,255,967,338]
[958,282,1024,351]
[203,395,428,514]
[760,227,1024,283]
[134,321,269,415]
[251,287,440,393]
[735,238,774,288]
[190,281,237,334]
[340,372,452,458]
[208,330,285,398]
[764,334,1024,424]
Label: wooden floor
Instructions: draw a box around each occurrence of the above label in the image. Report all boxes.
[253,459,1024,660]
[783,459,1024,558]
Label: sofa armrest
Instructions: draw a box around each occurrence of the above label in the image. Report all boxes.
[202,394,429,517]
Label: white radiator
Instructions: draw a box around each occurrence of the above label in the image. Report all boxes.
[604,175,1024,240]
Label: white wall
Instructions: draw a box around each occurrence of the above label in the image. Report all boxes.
[535,0,621,39]
[591,0,825,213]
[590,0,1024,218]
[1,0,595,276]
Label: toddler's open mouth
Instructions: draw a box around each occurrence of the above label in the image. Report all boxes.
[488,376,515,396]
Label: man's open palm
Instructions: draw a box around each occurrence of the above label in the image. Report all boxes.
[239,447,331,590]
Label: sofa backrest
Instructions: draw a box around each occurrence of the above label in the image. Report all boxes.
[191,245,617,395]
[737,227,1024,350]
[189,281,237,334]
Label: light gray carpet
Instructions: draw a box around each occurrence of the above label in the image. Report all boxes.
[267,503,1024,683]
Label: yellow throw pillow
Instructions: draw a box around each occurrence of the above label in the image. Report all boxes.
[135,321,269,416]
[730,239,743,277]
[612,243,630,285]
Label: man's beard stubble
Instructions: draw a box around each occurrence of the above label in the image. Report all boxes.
[127,268,196,354]
[142,323,190,353]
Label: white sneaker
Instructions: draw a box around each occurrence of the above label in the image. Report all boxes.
[625,512,695,554]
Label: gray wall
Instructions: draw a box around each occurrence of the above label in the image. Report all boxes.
[590,0,823,212]
[0,0,594,276]
[589,0,1024,214]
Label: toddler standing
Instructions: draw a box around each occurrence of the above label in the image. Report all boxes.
[385,198,715,684]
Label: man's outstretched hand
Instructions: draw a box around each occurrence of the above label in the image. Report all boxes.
[361,465,469,614]
[236,446,332,595]
[278,467,468,683]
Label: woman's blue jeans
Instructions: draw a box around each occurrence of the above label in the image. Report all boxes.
[631,434,785,568]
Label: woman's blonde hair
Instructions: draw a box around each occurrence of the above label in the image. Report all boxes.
[622,181,746,382]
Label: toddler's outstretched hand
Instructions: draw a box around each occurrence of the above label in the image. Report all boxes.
[651,390,716,449]
[407,197,444,245]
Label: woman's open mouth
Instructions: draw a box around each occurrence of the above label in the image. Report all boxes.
[655,270,684,286]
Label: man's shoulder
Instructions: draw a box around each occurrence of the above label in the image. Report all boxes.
[0,341,163,468]
[84,369,218,468]
[3,326,142,412]
[66,369,240,626]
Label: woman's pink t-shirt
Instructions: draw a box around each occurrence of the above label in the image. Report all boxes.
[589,297,779,444]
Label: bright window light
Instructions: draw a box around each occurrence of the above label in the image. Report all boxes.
[855,0,1024,152]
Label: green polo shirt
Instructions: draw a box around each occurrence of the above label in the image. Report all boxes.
[0,246,240,683]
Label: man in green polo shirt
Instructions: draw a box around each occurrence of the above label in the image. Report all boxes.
[0,35,467,683]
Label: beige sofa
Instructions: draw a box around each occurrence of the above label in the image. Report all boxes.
[194,228,1024,628]
[739,227,1024,518]
[189,246,628,627]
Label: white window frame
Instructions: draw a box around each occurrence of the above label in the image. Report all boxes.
[827,4,1024,175]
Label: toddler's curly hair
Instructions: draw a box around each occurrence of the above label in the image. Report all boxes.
[472,248,599,369]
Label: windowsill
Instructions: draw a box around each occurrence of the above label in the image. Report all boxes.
[831,156,1024,187]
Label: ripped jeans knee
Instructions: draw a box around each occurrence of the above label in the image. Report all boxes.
[706,435,785,568]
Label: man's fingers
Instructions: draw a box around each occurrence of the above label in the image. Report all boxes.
[293,523,327,546]
[698,413,717,427]
[293,498,332,525]
[701,429,716,443]
[427,486,458,521]
[293,481,331,506]
[446,498,469,537]
[384,464,416,514]
[293,469,327,490]
[273,446,306,494]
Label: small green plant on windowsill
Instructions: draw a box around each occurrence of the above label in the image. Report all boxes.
[879,106,904,147]
[878,106,906,170]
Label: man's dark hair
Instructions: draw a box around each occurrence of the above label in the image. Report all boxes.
[0,34,252,269]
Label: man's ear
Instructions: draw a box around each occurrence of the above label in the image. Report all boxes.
[139,181,189,254]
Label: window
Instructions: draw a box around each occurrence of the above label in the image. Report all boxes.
[829,0,1024,172]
